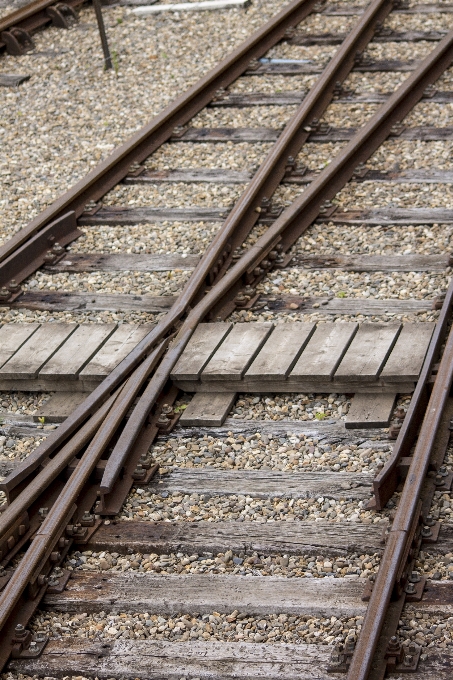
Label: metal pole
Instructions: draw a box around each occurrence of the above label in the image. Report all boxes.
[92,0,113,70]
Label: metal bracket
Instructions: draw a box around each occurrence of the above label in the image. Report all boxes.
[0,27,33,55]
[46,3,78,28]
[46,568,71,593]
[10,627,48,659]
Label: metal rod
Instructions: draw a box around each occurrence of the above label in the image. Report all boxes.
[347,275,453,679]
[92,0,112,70]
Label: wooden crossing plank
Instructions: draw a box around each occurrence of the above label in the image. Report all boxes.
[334,324,401,383]
[43,572,367,618]
[179,392,236,426]
[148,469,372,500]
[380,323,435,382]
[253,295,432,315]
[39,325,116,380]
[9,639,334,680]
[45,252,200,272]
[289,322,357,381]
[202,323,273,381]
[0,324,76,379]
[80,325,152,380]
[33,392,88,423]
[171,323,233,381]
[287,253,450,272]
[0,323,39,369]
[12,291,177,313]
[345,393,396,429]
[245,322,315,380]
[87,519,386,556]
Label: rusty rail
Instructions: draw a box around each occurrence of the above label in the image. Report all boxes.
[347,277,453,679]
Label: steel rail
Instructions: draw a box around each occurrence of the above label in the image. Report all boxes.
[0,340,166,639]
[0,0,390,502]
[371,282,453,511]
[347,276,453,679]
[97,28,453,489]
[0,0,318,263]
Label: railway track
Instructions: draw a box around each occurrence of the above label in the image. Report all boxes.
[2,0,453,677]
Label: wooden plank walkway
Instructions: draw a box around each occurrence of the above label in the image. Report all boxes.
[172,322,434,396]
[0,321,432,393]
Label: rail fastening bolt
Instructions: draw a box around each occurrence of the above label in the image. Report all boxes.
[405,582,416,595]
[409,571,420,583]
[421,525,432,537]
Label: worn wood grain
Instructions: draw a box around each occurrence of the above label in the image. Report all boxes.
[44,252,200,272]
[149,468,372,499]
[202,323,273,381]
[335,324,401,383]
[210,91,306,107]
[320,207,453,225]
[287,253,450,271]
[245,323,315,380]
[125,168,253,183]
[289,322,357,381]
[12,291,177,313]
[179,393,237,426]
[174,378,414,393]
[39,325,116,380]
[87,519,386,556]
[0,323,39,369]
[345,393,396,429]
[0,324,76,379]
[168,418,391,444]
[253,295,432,315]
[33,392,88,423]
[79,206,228,224]
[289,29,445,45]
[171,323,233,381]
[168,125,453,144]
[9,639,333,679]
[43,572,367,617]
[80,325,152,380]
[380,323,435,381]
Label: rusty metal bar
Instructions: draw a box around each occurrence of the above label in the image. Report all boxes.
[372,281,453,510]
[97,28,453,480]
[0,0,317,263]
[0,341,165,637]
[347,277,453,679]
